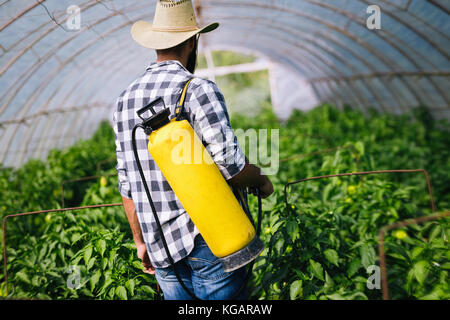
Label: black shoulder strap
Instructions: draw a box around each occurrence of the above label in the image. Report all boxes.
[175,78,194,121]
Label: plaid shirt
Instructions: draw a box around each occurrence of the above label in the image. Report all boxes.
[113,60,247,268]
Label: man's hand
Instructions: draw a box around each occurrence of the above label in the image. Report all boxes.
[259,177,274,198]
[231,158,274,199]
[249,176,274,199]
[121,196,155,275]
[136,242,155,275]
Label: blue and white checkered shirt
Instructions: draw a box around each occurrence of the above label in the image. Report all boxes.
[113,60,247,268]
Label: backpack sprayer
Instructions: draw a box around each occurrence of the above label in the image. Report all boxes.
[131,78,264,300]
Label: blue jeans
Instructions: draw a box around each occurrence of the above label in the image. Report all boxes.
[154,234,248,300]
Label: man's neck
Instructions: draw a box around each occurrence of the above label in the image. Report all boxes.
[156,55,187,68]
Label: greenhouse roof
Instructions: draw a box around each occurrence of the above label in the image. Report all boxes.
[0,0,449,167]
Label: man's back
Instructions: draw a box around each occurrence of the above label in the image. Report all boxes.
[113,59,246,269]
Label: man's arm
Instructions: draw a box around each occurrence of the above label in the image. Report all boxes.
[122,196,155,275]
[114,105,154,274]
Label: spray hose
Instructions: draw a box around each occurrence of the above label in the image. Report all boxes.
[131,125,262,300]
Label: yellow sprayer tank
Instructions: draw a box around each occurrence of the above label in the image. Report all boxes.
[148,118,256,259]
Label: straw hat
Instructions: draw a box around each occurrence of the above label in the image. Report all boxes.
[131,0,219,50]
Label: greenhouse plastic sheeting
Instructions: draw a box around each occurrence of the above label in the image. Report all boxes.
[0,0,449,167]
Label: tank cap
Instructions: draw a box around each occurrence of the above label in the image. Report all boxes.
[137,97,171,133]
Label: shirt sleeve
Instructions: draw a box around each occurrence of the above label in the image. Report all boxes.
[187,79,246,180]
[113,98,132,199]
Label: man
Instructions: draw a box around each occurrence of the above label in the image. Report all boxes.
[113,0,273,300]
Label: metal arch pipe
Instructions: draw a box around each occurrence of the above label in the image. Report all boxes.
[76,108,111,145]
[377,0,449,41]
[211,19,377,110]
[428,0,450,14]
[205,1,441,106]
[332,0,448,105]
[206,23,402,111]
[357,0,449,60]
[251,19,413,113]
[56,28,148,99]
[214,17,404,113]
[0,18,107,115]
[0,16,149,163]
[31,39,173,160]
[212,0,445,69]
[354,0,450,104]
[65,106,107,148]
[36,31,134,111]
[30,113,68,164]
[55,111,90,151]
[48,54,145,152]
[19,109,83,166]
[0,0,111,78]
[313,82,346,111]
[0,0,400,115]
[0,3,151,131]
[59,66,121,151]
[309,71,450,82]
[59,46,141,108]
[2,103,107,166]
[207,1,398,69]
[35,105,109,163]
[34,110,112,163]
[309,0,449,61]
[41,111,88,161]
[0,0,45,32]
[0,2,151,114]
[4,104,105,164]
[26,41,135,160]
[274,25,409,112]
[2,0,446,121]
[261,47,354,110]
[0,0,428,125]
[18,107,80,166]
[215,4,434,108]
[16,113,53,166]
[0,0,95,54]
[42,106,106,163]
[29,85,117,160]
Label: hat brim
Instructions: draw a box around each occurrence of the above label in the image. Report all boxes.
[131,21,219,50]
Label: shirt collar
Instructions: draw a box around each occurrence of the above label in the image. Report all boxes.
[146,59,187,72]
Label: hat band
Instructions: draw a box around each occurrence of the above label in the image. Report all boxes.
[151,25,199,32]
